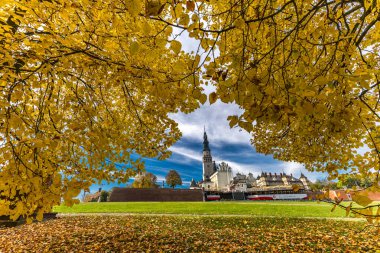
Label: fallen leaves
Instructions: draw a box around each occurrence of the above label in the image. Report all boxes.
[0,215,378,252]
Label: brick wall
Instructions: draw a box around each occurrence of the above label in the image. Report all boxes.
[109,188,204,202]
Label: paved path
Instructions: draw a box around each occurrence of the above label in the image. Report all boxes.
[57,212,366,222]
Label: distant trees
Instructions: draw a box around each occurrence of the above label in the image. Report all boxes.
[310,175,374,191]
[337,175,373,189]
[165,170,182,189]
[310,179,340,191]
[132,172,159,189]
[100,191,109,202]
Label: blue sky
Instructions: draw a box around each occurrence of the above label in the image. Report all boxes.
[89,100,328,193]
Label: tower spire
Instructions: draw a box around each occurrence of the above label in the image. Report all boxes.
[203,128,210,151]
[202,127,213,180]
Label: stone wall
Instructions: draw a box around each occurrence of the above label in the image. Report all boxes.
[109,188,204,202]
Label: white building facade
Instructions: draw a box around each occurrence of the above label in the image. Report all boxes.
[199,130,310,192]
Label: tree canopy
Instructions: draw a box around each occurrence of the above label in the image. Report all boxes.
[165,170,182,188]
[1,0,380,220]
[131,172,158,189]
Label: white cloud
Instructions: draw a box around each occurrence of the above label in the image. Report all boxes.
[170,100,251,146]
[281,162,304,175]
[169,146,202,162]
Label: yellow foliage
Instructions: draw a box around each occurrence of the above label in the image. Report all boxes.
[0,0,201,220]
[345,203,352,217]
[292,184,300,193]
[209,92,217,105]
[350,186,380,207]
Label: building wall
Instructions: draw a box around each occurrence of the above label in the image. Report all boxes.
[217,170,232,191]
[202,181,215,191]
[109,188,204,202]
[257,177,267,187]
[234,183,247,192]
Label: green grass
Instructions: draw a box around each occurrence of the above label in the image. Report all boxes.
[53,201,351,218]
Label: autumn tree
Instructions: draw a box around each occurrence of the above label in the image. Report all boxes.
[99,190,109,202]
[131,172,158,189]
[165,170,182,189]
[0,0,202,221]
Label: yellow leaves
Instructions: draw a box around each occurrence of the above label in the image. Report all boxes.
[11,90,24,101]
[302,101,314,114]
[0,215,376,252]
[145,0,165,16]
[238,121,253,132]
[350,186,379,207]
[186,1,195,12]
[170,40,182,54]
[192,89,206,104]
[351,193,373,207]
[129,41,140,55]
[179,13,190,26]
[234,18,245,29]
[142,21,152,35]
[53,174,62,186]
[2,0,203,222]
[32,139,44,148]
[192,89,202,99]
[36,209,44,221]
[199,93,207,104]
[193,54,201,68]
[363,0,372,10]
[302,90,316,97]
[63,198,80,207]
[63,187,81,203]
[174,3,183,16]
[227,115,239,128]
[355,207,375,223]
[126,0,143,17]
[345,203,352,217]
[292,184,300,192]
[209,92,217,104]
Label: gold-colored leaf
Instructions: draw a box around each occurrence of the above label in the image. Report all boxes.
[186,1,195,12]
[345,203,352,217]
[227,115,239,128]
[199,93,207,104]
[170,40,182,54]
[209,92,217,104]
[292,184,300,192]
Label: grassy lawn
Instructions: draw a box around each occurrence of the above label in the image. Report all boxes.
[53,201,351,218]
[0,215,376,252]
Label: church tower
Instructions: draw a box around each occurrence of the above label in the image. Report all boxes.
[202,130,214,181]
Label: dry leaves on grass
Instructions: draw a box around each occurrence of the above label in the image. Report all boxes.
[0,215,379,252]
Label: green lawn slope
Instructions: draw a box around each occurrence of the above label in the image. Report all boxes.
[54,201,350,218]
